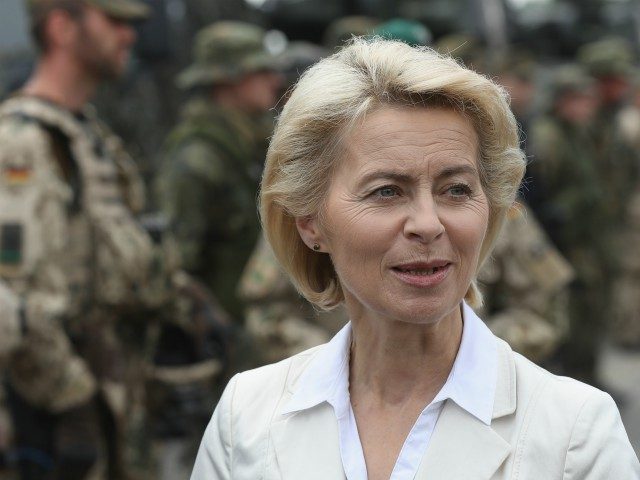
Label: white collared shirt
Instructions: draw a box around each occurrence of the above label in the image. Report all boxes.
[281,302,498,480]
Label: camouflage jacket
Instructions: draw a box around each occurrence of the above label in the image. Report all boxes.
[477,203,574,363]
[0,95,178,412]
[0,280,22,368]
[237,235,347,363]
[529,115,615,283]
[157,98,270,319]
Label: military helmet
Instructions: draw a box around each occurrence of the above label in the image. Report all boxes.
[550,64,595,100]
[25,0,150,22]
[373,18,432,46]
[578,37,635,78]
[322,16,379,50]
[177,21,277,90]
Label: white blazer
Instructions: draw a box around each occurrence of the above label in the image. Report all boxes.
[191,336,640,479]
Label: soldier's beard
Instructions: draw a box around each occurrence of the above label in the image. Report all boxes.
[73,24,128,82]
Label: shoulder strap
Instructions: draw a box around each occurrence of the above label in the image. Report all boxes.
[1,105,82,213]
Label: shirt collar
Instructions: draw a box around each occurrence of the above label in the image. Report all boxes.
[281,302,498,425]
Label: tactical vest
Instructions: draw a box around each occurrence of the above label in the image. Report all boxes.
[0,97,167,317]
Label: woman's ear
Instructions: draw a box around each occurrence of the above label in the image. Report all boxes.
[295,215,326,252]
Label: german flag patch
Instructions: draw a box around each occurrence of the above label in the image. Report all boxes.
[3,166,33,186]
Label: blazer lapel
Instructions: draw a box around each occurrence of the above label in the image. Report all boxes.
[415,338,517,480]
[414,401,511,480]
[270,402,346,479]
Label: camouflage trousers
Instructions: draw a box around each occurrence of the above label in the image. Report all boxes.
[561,279,610,384]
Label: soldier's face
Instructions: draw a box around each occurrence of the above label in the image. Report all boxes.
[72,6,137,80]
[235,71,284,113]
[557,90,598,125]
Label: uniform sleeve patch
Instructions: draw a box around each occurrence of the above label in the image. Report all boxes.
[0,223,23,265]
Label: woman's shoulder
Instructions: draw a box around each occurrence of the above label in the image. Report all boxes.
[510,346,611,409]
[499,343,639,477]
[227,344,325,412]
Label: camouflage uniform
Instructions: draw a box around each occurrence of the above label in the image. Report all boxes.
[578,38,640,230]
[477,203,574,364]
[0,92,228,479]
[0,281,22,369]
[157,22,279,321]
[237,236,347,363]
[611,75,640,347]
[579,40,640,349]
[0,93,160,478]
[529,65,615,383]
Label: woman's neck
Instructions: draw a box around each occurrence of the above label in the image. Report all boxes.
[348,306,463,407]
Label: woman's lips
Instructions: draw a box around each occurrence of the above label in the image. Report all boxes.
[390,262,452,287]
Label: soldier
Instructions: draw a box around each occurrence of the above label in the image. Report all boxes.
[157,21,283,322]
[578,37,640,230]
[579,39,640,350]
[322,16,379,51]
[0,1,228,479]
[237,235,347,364]
[476,203,574,365]
[529,65,611,384]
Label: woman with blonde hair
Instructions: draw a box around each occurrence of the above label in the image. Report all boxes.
[191,38,639,479]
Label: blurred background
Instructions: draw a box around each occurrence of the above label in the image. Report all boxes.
[1,0,639,478]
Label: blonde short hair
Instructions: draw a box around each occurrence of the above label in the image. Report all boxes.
[260,38,525,309]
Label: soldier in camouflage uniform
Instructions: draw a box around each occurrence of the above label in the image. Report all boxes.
[0,1,229,479]
[578,40,640,350]
[235,40,351,363]
[237,236,347,364]
[578,37,640,234]
[476,203,574,365]
[611,73,640,348]
[529,65,613,384]
[157,21,283,322]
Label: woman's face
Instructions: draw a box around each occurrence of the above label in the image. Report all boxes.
[299,106,489,325]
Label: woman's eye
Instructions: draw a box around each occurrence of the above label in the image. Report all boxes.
[374,186,398,198]
[448,184,472,198]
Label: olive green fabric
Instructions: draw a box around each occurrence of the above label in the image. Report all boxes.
[322,16,379,50]
[177,21,277,89]
[157,98,269,320]
[477,203,574,364]
[549,64,594,101]
[529,86,640,381]
[26,0,150,21]
[578,37,635,78]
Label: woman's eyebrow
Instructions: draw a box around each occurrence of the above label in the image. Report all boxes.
[435,164,478,180]
[356,171,413,187]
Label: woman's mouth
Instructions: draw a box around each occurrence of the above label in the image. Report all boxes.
[394,265,448,276]
[391,262,452,287]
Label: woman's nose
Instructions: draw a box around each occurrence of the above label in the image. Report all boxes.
[402,195,445,243]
